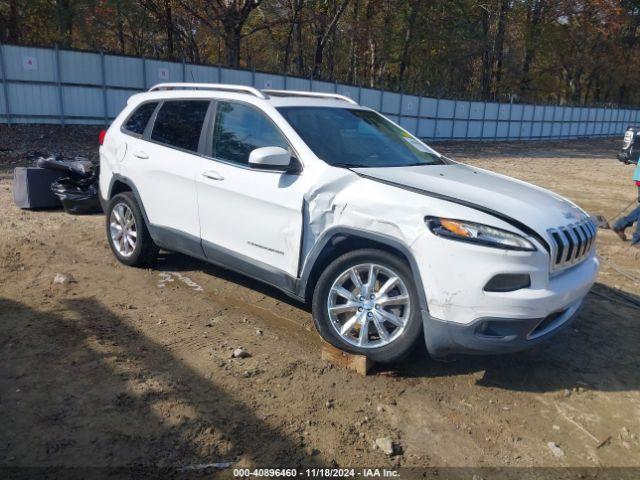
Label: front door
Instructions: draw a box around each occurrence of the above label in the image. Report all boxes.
[196,101,304,278]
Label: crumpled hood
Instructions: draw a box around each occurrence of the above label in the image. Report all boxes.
[352,163,589,242]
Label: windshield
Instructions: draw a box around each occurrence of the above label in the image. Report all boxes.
[277,107,444,168]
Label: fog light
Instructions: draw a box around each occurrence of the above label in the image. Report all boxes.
[484,274,531,292]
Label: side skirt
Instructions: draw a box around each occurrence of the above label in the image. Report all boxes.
[201,239,301,300]
[149,224,303,302]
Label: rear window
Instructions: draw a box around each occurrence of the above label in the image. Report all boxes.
[123,102,158,135]
[151,100,210,152]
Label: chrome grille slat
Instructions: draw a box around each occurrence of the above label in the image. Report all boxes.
[575,224,588,257]
[566,226,580,263]
[558,228,570,264]
[588,221,597,248]
[583,221,594,252]
[587,223,595,252]
[547,218,596,272]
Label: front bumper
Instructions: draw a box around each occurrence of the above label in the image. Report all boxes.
[422,298,584,357]
[411,231,599,356]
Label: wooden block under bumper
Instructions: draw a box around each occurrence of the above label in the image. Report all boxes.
[321,342,373,376]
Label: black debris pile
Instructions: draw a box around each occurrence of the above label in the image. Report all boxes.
[37,155,102,214]
[13,153,102,214]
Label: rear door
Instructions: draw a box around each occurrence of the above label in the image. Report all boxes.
[195,100,305,277]
[122,99,210,240]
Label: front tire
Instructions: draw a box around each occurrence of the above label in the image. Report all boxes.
[106,192,158,267]
[312,249,422,364]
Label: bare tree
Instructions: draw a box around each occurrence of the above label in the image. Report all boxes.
[140,0,177,58]
[491,0,510,97]
[55,0,75,46]
[0,0,20,42]
[309,0,350,79]
[398,0,421,90]
[282,0,305,74]
[179,0,264,67]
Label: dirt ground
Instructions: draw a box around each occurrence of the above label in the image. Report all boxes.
[1,126,639,474]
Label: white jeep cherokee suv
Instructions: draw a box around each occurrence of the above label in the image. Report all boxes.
[99,83,599,363]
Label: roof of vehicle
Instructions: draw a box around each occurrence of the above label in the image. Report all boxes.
[128,83,365,110]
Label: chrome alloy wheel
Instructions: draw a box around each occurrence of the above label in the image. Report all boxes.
[327,263,411,348]
[109,202,137,257]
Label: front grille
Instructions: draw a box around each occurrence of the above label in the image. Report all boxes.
[548,218,596,272]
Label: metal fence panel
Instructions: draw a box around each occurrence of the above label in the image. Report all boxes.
[185,64,218,83]
[382,92,401,115]
[419,97,437,117]
[145,59,182,87]
[455,101,469,120]
[337,85,359,102]
[3,45,56,82]
[385,114,400,124]
[400,94,418,116]
[467,120,482,138]
[437,99,455,120]
[469,101,484,120]
[399,116,417,134]
[436,119,453,138]
[484,120,497,138]
[496,120,509,138]
[221,67,252,86]
[359,88,381,110]
[484,103,499,120]
[62,85,104,117]
[0,43,638,139]
[255,72,284,90]
[284,76,310,91]
[0,86,5,114]
[8,82,59,116]
[417,117,435,138]
[104,55,143,89]
[311,80,335,93]
[60,50,102,85]
[104,55,145,89]
[106,89,137,118]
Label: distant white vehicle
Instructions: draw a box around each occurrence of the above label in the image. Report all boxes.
[99,83,599,362]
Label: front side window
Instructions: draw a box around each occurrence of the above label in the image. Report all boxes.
[278,106,444,168]
[212,101,288,165]
[151,100,210,152]
[123,102,158,135]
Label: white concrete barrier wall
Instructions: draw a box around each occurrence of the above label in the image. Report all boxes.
[1,43,638,139]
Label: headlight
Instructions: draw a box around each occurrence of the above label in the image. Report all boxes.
[426,217,536,251]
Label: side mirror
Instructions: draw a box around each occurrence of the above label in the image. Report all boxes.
[248,147,296,172]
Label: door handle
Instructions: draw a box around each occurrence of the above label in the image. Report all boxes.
[201,171,224,181]
[133,151,149,159]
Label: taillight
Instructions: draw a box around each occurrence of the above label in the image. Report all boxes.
[99,129,107,146]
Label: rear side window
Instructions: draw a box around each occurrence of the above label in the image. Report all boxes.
[151,100,210,152]
[123,102,158,135]
[212,101,288,165]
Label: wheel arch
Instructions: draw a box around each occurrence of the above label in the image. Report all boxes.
[298,227,429,313]
[107,175,152,228]
[109,179,133,198]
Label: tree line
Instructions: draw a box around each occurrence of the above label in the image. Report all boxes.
[1,0,638,106]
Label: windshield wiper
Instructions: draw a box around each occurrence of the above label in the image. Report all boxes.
[329,163,370,169]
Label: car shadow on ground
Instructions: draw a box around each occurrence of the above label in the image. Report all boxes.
[0,296,324,468]
[151,251,640,394]
[154,251,310,310]
[391,283,640,393]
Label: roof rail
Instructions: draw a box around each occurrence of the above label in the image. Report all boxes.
[263,89,358,105]
[149,82,269,100]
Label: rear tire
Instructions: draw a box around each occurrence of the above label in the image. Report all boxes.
[312,248,422,364]
[106,192,158,267]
